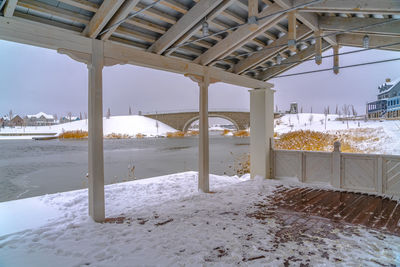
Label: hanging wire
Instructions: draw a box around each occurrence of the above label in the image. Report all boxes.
[99,0,163,36]
[215,18,399,63]
[270,58,400,79]
[247,41,400,73]
[164,0,324,52]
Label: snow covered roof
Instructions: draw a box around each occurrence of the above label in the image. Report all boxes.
[378,77,400,94]
[27,112,54,120]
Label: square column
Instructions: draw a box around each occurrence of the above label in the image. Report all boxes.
[198,72,210,193]
[249,88,274,179]
[88,39,105,222]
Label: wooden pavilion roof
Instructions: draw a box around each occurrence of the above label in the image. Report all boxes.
[0,0,399,87]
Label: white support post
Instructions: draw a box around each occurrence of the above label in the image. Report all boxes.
[249,88,274,179]
[198,70,210,193]
[331,141,341,188]
[88,39,105,222]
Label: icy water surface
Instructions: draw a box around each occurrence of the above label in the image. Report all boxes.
[0,134,249,202]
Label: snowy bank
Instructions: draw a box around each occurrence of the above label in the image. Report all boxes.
[0,172,399,266]
[0,115,176,140]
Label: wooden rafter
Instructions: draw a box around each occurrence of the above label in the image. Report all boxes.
[148,0,223,55]
[257,40,330,80]
[295,0,400,15]
[337,33,400,51]
[83,0,125,38]
[234,24,312,74]
[3,0,18,17]
[319,17,400,37]
[100,0,140,41]
[274,0,337,46]
[194,3,284,66]
[165,0,236,56]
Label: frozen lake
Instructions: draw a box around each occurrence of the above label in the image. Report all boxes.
[0,134,249,202]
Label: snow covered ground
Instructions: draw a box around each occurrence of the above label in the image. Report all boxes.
[275,113,400,154]
[1,172,399,266]
[0,115,176,140]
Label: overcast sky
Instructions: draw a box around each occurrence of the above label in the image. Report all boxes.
[1,39,399,117]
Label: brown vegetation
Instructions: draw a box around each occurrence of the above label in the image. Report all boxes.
[232,130,250,137]
[222,129,231,136]
[105,133,130,139]
[58,130,88,139]
[274,129,379,153]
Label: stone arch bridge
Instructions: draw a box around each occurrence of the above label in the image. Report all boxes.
[144,111,250,132]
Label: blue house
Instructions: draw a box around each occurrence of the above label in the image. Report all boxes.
[367,78,400,119]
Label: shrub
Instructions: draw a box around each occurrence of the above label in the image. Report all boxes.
[59,130,88,139]
[233,130,250,137]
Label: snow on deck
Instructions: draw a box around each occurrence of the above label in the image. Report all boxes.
[0,172,399,266]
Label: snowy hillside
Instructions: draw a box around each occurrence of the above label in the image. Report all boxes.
[0,172,398,266]
[0,115,176,139]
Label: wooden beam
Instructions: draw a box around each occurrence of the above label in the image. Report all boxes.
[337,33,400,51]
[295,0,400,14]
[100,0,140,41]
[274,0,337,46]
[287,11,296,52]
[165,0,236,56]
[83,0,125,38]
[148,0,223,55]
[57,0,98,13]
[258,40,330,80]
[194,3,284,66]
[315,30,322,65]
[0,15,273,89]
[234,24,311,74]
[248,0,258,18]
[333,45,339,74]
[3,0,18,17]
[319,17,400,37]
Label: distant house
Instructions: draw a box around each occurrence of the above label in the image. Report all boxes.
[25,112,56,126]
[60,116,80,124]
[367,77,400,119]
[0,118,4,127]
[10,115,24,127]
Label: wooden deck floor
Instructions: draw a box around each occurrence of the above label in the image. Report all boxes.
[249,186,400,237]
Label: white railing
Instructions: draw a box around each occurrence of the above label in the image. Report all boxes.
[272,141,400,197]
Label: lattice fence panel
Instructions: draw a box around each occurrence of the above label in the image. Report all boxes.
[304,152,331,183]
[384,157,400,196]
[342,155,377,192]
[274,151,301,180]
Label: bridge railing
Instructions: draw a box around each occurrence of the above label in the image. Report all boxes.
[142,108,250,115]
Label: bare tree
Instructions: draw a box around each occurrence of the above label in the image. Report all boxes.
[335,104,339,115]
[129,106,132,115]
[351,105,358,118]
[342,104,350,129]
[308,114,313,126]
[310,106,313,114]
[79,112,83,120]
[84,112,88,125]
[8,110,13,120]
[68,112,72,122]
[300,106,303,113]
[106,108,111,119]
[324,106,329,130]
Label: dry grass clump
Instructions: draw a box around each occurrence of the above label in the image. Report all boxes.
[187,130,199,136]
[274,129,380,153]
[222,129,231,136]
[105,133,130,139]
[59,130,88,139]
[233,130,250,137]
[166,131,186,138]
[136,133,146,138]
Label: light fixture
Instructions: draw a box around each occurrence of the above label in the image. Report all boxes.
[202,19,209,37]
[363,35,369,48]
[276,54,282,65]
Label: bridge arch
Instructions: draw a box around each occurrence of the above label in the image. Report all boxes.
[182,114,240,132]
